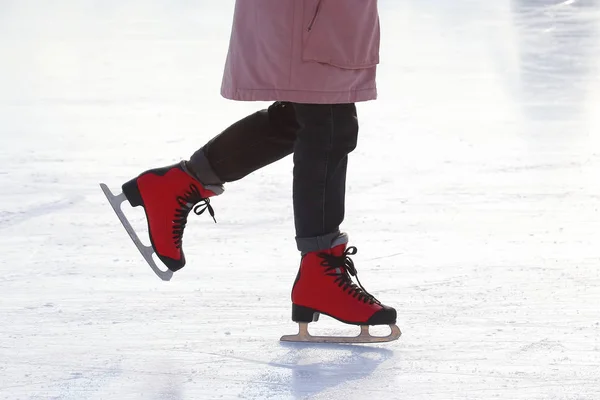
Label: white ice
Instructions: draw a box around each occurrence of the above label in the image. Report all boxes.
[1,0,600,399]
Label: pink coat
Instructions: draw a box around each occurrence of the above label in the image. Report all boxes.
[221,0,380,104]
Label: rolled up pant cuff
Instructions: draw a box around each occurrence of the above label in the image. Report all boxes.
[295,231,348,254]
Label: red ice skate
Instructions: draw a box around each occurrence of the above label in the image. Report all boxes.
[281,240,401,343]
[100,162,223,280]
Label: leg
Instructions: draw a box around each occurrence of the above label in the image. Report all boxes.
[109,102,298,273]
[187,101,299,184]
[292,103,358,252]
[286,103,399,339]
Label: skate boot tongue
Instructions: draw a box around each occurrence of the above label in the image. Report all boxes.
[329,232,350,256]
[330,243,347,257]
[319,246,381,306]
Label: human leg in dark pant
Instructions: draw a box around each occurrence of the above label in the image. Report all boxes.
[188,101,299,184]
[292,103,358,252]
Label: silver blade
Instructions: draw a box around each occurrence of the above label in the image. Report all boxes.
[280,323,402,344]
[99,183,173,281]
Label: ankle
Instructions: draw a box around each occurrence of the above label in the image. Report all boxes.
[186,149,224,186]
[296,231,348,254]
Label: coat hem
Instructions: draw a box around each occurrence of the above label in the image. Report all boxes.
[221,87,377,104]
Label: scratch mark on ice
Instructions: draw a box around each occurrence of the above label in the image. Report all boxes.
[0,195,83,229]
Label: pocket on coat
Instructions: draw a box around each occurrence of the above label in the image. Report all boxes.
[302,0,380,70]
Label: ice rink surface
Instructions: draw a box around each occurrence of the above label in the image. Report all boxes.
[1,0,599,398]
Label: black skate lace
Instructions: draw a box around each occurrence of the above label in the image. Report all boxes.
[173,184,216,249]
[318,247,381,305]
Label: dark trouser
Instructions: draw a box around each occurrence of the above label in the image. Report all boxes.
[188,102,358,253]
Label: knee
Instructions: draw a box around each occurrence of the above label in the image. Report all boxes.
[332,105,358,155]
[294,103,359,155]
[340,114,358,154]
[267,102,299,142]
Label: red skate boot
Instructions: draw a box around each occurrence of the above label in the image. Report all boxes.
[100,161,223,280]
[281,238,401,343]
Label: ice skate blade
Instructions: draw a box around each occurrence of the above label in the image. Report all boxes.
[280,323,401,344]
[100,183,173,281]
